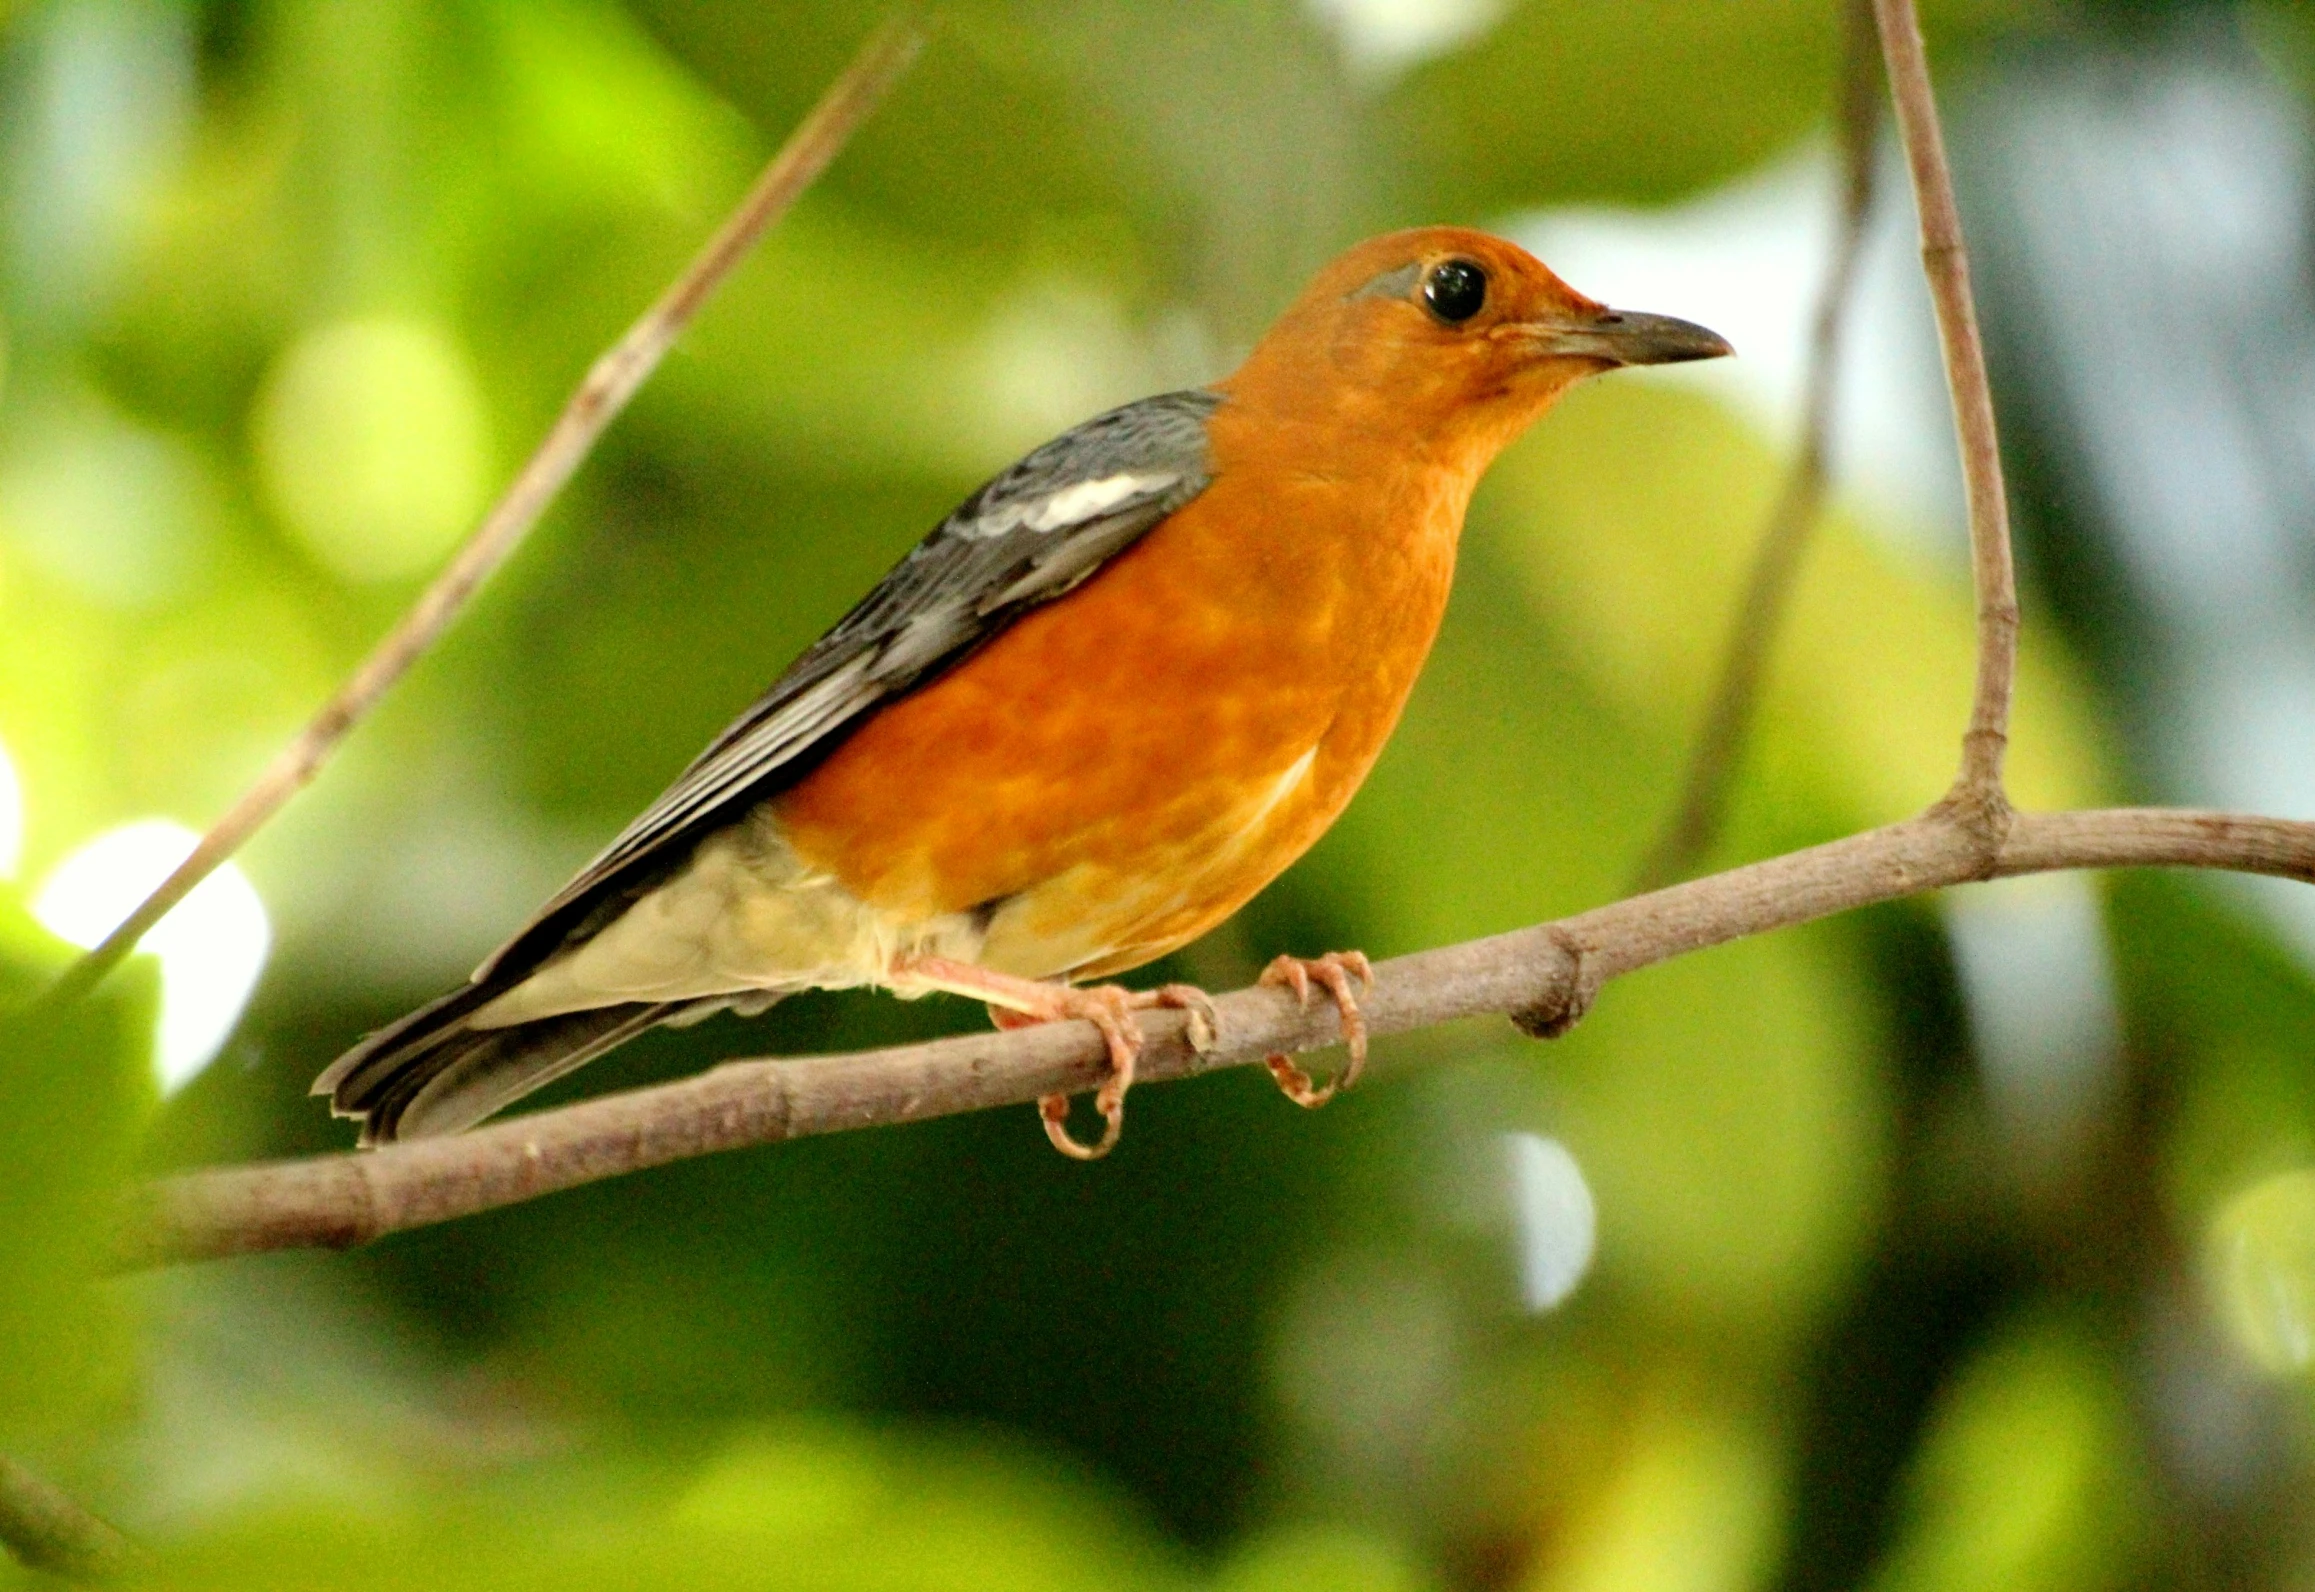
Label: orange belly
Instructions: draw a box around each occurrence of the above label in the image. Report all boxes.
[771,449,1469,980]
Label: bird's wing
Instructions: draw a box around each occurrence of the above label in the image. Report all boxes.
[475,387,1225,981]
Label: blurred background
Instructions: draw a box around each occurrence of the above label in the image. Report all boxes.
[3,0,2315,1585]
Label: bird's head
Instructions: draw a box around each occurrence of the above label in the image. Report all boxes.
[1222,226,1731,470]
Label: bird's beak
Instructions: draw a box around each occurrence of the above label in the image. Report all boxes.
[1521,307,1733,367]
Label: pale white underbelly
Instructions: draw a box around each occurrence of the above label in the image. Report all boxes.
[471,742,1322,1029]
[469,807,985,1027]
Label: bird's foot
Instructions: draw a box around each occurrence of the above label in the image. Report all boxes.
[995,982,1217,1159]
[1259,950,1374,1108]
[890,955,1214,1160]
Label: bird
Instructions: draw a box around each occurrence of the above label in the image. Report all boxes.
[317,226,1729,1158]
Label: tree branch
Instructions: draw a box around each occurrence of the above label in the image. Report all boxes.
[27,11,929,1017]
[1633,0,1880,891]
[116,806,2315,1272]
[0,1455,138,1583]
[1875,0,2019,822]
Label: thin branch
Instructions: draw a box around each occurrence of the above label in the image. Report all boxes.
[1874,0,2020,825]
[27,11,929,1018]
[0,1455,138,1583]
[116,805,2315,1272]
[1633,0,1882,891]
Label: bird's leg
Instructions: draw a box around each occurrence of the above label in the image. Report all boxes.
[888,954,1217,1160]
[1259,951,1374,1108]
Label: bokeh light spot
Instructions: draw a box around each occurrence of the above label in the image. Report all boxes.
[2208,1169,2315,1376]
[1508,1131,1597,1311]
[1945,872,2120,1185]
[32,818,269,1095]
[0,406,220,606]
[252,316,492,583]
[1306,0,1505,81]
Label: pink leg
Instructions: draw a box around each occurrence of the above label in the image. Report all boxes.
[1259,951,1374,1108]
[892,955,1217,1160]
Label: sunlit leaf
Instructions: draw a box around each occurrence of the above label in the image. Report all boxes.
[1525,1391,1784,1592]
[1866,1317,2145,1592]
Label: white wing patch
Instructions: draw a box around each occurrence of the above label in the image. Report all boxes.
[966,472,1179,539]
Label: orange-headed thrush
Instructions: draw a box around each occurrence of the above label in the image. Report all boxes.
[319,227,1730,1157]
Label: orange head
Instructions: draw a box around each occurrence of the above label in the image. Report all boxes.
[1219,227,1731,473]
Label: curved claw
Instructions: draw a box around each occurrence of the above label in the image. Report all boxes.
[1029,985,1137,1160]
[986,979,1217,1160]
[889,954,1218,1159]
[1259,951,1374,1109]
[1040,1093,1109,1159]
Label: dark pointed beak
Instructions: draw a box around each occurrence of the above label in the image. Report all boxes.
[1524,308,1733,367]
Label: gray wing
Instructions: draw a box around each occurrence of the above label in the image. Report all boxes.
[474,387,1224,982]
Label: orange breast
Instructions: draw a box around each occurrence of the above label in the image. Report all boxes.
[771,414,1476,979]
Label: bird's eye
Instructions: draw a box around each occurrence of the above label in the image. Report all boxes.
[1422,259,1488,324]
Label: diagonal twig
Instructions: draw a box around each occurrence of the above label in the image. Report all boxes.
[1634,0,1883,891]
[26,10,929,1018]
[1875,0,2020,832]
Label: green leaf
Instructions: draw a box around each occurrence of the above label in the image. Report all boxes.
[0,896,157,1437]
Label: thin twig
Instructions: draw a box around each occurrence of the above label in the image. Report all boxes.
[27,11,929,1017]
[1633,0,1882,891]
[1874,0,2019,830]
[0,1455,139,1582]
[116,804,2315,1271]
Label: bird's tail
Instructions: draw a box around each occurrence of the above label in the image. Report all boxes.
[314,989,683,1146]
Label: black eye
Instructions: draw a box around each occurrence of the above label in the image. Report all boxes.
[1422,259,1488,324]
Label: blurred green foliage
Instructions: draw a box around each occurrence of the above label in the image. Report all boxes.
[2,0,2314,1587]
[1385,0,2033,215]
[1865,1316,2147,1592]
[0,899,155,1437]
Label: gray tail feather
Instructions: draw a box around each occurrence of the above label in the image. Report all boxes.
[316,993,682,1146]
